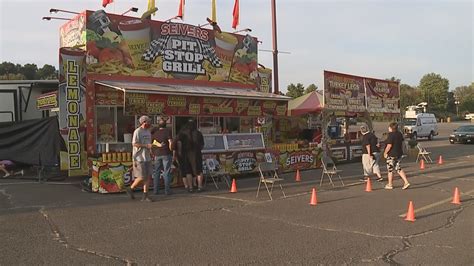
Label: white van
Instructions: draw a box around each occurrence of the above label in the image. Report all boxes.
[403,113,438,140]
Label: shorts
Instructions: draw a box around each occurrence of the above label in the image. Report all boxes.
[386,156,402,174]
[362,153,381,176]
[133,161,153,180]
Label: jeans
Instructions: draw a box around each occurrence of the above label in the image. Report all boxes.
[153,155,172,194]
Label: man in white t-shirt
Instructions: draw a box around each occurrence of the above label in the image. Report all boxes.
[126,115,154,202]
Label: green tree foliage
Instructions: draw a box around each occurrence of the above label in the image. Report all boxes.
[418,73,449,114]
[0,61,57,80]
[304,84,318,94]
[286,83,305,98]
[21,63,38,80]
[36,64,58,80]
[454,84,474,114]
[399,84,420,111]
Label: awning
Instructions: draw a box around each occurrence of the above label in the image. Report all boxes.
[95,80,290,117]
[288,91,323,116]
[95,81,290,102]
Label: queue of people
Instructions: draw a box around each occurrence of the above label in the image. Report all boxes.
[125,116,204,202]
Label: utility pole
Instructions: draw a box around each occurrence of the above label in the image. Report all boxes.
[271,0,279,95]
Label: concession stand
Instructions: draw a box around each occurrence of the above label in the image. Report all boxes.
[322,70,401,162]
[265,91,325,172]
[56,10,289,193]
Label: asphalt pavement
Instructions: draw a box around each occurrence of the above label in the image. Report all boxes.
[1,122,473,265]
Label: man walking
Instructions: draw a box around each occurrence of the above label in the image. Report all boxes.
[383,122,410,190]
[360,125,383,182]
[126,115,154,202]
[151,118,173,195]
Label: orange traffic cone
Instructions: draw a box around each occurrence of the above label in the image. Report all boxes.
[230,178,237,193]
[420,159,425,170]
[404,201,416,222]
[451,187,461,205]
[309,188,318,206]
[365,178,372,192]
[438,155,443,165]
[295,169,301,182]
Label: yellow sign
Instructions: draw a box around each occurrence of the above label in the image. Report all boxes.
[66,59,81,170]
[36,92,58,110]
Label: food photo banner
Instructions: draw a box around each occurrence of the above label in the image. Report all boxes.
[323,71,366,112]
[323,71,400,114]
[364,78,400,114]
[60,10,259,86]
[124,92,287,117]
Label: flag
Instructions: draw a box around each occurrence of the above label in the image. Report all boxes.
[211,0,217,22]
[177,0,185,19]
[232,0,239,29]
[102,0,113,8]
[148,0,156,16]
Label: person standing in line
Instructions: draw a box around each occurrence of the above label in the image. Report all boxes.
[383,122,410,190]
[360,125,383,182]
[188,120,205,192]
[126,115,154,202]
[151,118,174,195]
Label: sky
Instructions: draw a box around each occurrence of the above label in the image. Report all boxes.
[0,0,472,92]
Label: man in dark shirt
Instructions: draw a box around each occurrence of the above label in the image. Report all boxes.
[383,122,410,190]
[360,126,383,182]
[151,118,174,195]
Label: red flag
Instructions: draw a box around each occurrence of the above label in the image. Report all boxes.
[102,0,113,8]
[177,0,185,19]
[232,0,239,29]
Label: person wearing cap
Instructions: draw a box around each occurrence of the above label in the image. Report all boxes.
[125,115,154,202]
[360,125,383,182]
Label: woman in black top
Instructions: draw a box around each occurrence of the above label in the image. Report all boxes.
[175,120,204,192]
[383,122,410,190]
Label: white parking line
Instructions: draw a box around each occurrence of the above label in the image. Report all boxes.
[398,188,474,217]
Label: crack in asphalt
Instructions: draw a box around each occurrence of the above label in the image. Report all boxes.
[39,206,135,265]
[381,202,473,265]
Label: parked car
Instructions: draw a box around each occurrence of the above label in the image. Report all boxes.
[449,125,474,144]
[464,113,474,120]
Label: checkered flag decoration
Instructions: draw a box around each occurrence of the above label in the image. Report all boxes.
[201,42,222,68]
[142,37,222,68]
[142,36,170,62]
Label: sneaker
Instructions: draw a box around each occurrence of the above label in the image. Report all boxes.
[3,173,11,178]
[376,177,383,182]
[402,183,411,190]
[125,187,135,200]
[359,177,368,182]
[141,193,154,202]
[197,187,204,193]
[384,184,393,190]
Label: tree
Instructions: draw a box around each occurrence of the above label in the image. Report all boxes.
[36,64,57,80]
[418,73,449,115]
[304,84,318,94]
[399,84,420,111]
[20,63,38,80]
[286,83,305,98]
[454,84,474,114]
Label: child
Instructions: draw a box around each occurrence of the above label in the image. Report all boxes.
[0,160,24,178]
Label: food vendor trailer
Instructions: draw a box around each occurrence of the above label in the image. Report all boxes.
[322,71,401,162]
[56,10,290,193]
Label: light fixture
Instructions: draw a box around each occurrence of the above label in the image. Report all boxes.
[233,28,252,34]
[122,7,139,16]
[49,8,79,15]
[42,16,71,21]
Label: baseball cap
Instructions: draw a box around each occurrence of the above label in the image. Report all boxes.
[139,115,151,124]
[360,125,369,134]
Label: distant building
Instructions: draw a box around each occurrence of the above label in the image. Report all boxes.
[0,80,58,122]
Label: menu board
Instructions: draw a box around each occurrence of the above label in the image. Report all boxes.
[324,71,365,112]
[365,78,400,114]
[202,134,226,153]
[225,133,265,151]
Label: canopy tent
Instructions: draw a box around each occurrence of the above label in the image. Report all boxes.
[288,91,323,116]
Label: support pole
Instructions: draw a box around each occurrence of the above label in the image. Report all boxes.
[271,0,279,95]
